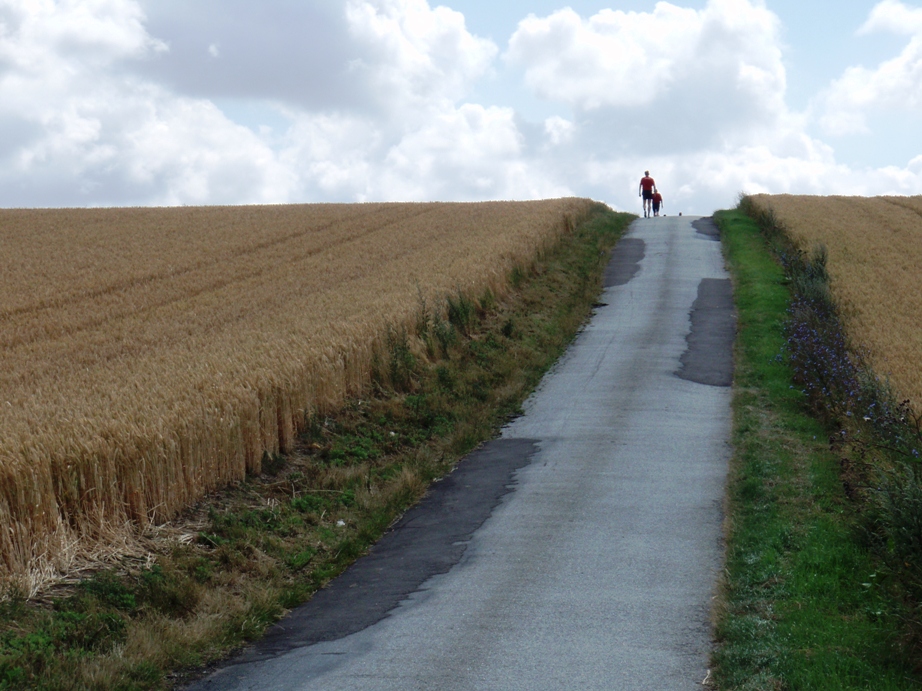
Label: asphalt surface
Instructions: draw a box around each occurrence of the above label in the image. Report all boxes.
[187,214,735,690]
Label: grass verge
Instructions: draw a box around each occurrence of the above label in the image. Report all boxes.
[711,208,919,689]
[0,205,634,691]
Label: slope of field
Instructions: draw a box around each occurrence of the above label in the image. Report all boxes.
[748,194,922,408]
[0,199,595,590]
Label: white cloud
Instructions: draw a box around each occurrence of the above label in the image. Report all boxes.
[135,0,497,116]
[507,4,698,110]
[496,0,922,213]
[504,0,789,170]
[0,0,920,213]
[0,0,519,206]
[374,103,540,200]
[544,116,574,147]
[134,1,367,109]
[279,112,380,199]
[859,0,922,35]
[579,129,922,216]
[0,0,166,71]
[506,0,785,118]
[0,0,293,206]
[279,103,568,203]
[270,1,537,203]
[345,0,497,111]
[818,0,922,136]
[498,0,806,211]
[118,91,296,205]
[3,82,295,206]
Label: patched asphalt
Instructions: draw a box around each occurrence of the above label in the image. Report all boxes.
[220,438,538,661]
[676,278,736,387]
[604,236,645,287]
[187,215,734,691]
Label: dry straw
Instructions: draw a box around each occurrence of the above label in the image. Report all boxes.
[749,194,922,409]
[0,199,596,593]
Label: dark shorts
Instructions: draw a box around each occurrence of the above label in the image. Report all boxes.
[653,202,660,211]
[642,190,654,200]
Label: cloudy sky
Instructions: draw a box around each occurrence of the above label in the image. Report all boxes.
[1,0,920,214]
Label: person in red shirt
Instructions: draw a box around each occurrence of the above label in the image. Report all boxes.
[652,190,664,217]
[638,171,656,218]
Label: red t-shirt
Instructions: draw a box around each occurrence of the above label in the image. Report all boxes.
[652,192,663,203]
[640,176,655,191]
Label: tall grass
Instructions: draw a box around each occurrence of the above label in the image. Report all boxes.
[0,199,597,594]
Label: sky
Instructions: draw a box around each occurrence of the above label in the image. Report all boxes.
[1,0,921,215]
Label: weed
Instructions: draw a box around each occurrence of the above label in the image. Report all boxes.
[414,286,430,340]
[261,452,286,477]
[137,564,201,617]
[285,548,317,572]
[447,292,476,337]
[386,326,417,393]
[291,495,324,513]
[79,572,136,612]
[478,288,497,315]
[432,312,457,357]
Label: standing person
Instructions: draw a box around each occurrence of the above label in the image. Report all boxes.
[652,190,664,217]
[638,171,656,218]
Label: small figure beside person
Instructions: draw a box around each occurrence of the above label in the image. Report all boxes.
[638,171,664,218]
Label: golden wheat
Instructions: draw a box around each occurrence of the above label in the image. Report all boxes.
[749,194,922,409]
[0,199,596,591]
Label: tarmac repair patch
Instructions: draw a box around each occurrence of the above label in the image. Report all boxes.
[604,237,645,287]
[691,217,721,241]
[676,278,736,387]
[225,438,538,664]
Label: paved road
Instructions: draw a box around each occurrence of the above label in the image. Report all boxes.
[188,215,734,690]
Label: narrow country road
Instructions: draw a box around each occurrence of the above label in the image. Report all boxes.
[187,215,735,690]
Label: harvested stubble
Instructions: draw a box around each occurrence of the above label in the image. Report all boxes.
[749,194,922,408]
[0,199,596,592]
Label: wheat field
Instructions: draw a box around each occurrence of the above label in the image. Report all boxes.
[749,194,922,408]
[0,199,596,591]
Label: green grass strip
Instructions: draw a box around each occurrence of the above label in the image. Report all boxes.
[712,209,918,689]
